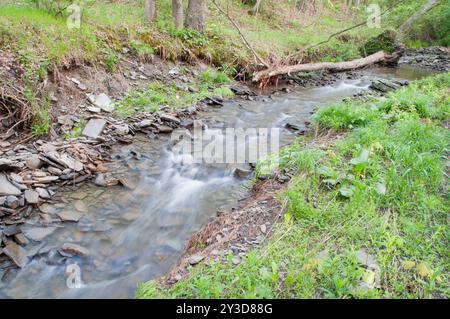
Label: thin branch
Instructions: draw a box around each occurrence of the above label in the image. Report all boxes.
[211,0,269,67]
[297,0,408,55]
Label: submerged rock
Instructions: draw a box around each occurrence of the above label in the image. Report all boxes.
[57,210,84,222]
[60,243,90,257]
[233,168,252,178]
[23,227,57,242]
[3,241,28,268]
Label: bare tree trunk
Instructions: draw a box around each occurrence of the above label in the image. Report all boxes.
[172,0,183,30]
[145,0,157,22]
[399,0,439,34]
[185,0,207,32]
[253,50,404,83]
[248,0,262,15]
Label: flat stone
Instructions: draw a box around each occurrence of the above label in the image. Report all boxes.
[232,256,241,265]
[77,83,87,91]
[87,106,101,113]
[260,224,267,233]
[188,255,204,265]
[35,176,59,183]
[39,143,58,154]
[57,210,84,222]
[118,177,137,190]
[35,188,51,199]
[24,190,39,204]
[14,233,29,246]
[59,154,84,172]
[9,173,23,184]
[0,159,20,172]
[38,203,57,214]
[356,249,377,267]
[159,113,180,124]
[23,227,57,241]
[0,174,22,196]
[32,171,47,178]
[3,225,21,236]
[3,241,28,268]
[94,173,107,187]
[74,200,89,213]
[138,119,153,128]
[113,124,129,135]
[92,93,114,112]
[48,167,62,176]
[57,115,74,126]
[122,211,140,221]
[0,196,5,205]
[82,119,107,138]
[25,155,43,169]
[71,191,88,200]
[61,243,90,257]
[155,124,173,133]
[5,195,19,209]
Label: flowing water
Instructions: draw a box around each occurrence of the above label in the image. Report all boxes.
[0,66,433,298]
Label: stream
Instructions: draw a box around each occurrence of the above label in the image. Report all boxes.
[0,65,433,298]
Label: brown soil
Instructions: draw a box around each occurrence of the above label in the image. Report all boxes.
[0,50,208,140]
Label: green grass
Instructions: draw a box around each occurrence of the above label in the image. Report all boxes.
[0,5,100,65]
[114,74,234,117]
[2,0,447,73]
[137,73,450,299]
[1,0,448,131]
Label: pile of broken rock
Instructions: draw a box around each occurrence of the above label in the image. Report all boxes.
[0,108,188,269]
[0,109,187,217]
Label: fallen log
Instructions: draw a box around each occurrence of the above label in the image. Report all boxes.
[252,49,404,83]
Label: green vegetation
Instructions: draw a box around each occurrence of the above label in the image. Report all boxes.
[1,0,448,131]
[137,73,450,299]
[381,0,450,47]
[361,29,399,56]
[64,118,87,140]
[4,0,441,75]
[115,70,233,117]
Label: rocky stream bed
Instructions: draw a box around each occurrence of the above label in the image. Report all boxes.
[0,55,444,298]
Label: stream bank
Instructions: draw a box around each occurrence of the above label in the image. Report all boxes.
[139,70,449,299]
[1,61,439,298]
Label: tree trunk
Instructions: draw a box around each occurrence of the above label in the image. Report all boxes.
[185,0,207,32]
[399,0,439,34]
[145,0,157,22]
[172,0,184,30]
[253,49,405,83]
[248,0,262,15]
